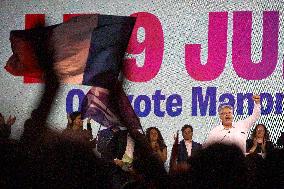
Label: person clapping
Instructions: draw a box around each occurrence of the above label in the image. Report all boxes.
[246,124,274,156]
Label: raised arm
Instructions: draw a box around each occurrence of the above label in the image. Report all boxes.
[87,118,92,131]
[157,146,167,163]
[0,115,16,139]
[242,95,261,131]
[85,118,93,140]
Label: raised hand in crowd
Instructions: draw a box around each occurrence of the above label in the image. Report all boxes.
[0,113,16,139]
[87,117,91,124]
[254,137,267,153]
[249,138,263,154]
[0,113,4,126]
[0,114,16,127]
[6,115,16,126]
[151,141,161,152]
[252,94,261,104]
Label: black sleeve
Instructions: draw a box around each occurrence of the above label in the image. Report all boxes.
[86,123,93,140]
[246,139,253,153]
[177,144,181,162]
[197,142,202,149]
[277,133,284,146]
[266,141,275,154]
[87,122,92,132]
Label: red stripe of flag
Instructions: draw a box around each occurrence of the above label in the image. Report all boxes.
[23,14,45,84]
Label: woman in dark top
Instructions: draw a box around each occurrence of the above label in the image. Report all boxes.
[146,127,167,163]
[246,123,274,155]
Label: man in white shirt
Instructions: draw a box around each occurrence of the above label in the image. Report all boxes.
[205,95,261,153]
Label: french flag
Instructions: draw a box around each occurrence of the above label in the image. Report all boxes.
[5,14,135,85]
[81,81,142,130]
[5,14,142,130]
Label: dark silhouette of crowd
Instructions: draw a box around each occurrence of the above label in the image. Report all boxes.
[1,50,284,189]
[0,89,284,189]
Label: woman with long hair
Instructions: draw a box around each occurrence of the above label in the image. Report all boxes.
[146,127,167,163]
[246,123,274,155]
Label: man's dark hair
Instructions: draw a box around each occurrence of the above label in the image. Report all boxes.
[181,124,193,133]
[69,111,81,122]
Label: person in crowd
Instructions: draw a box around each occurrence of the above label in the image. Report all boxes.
[146,127,167,163]
[62,111,93,146]
[205,95,261,153]
[177,124,202,163]
[97,126,120,160]
[0,113,16,139]
[246,123,274,156]
[112,130,135,172]
[263,148,284,189]
[0,41,128,188]
[277,131,284,147]
[189,143,248,189]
